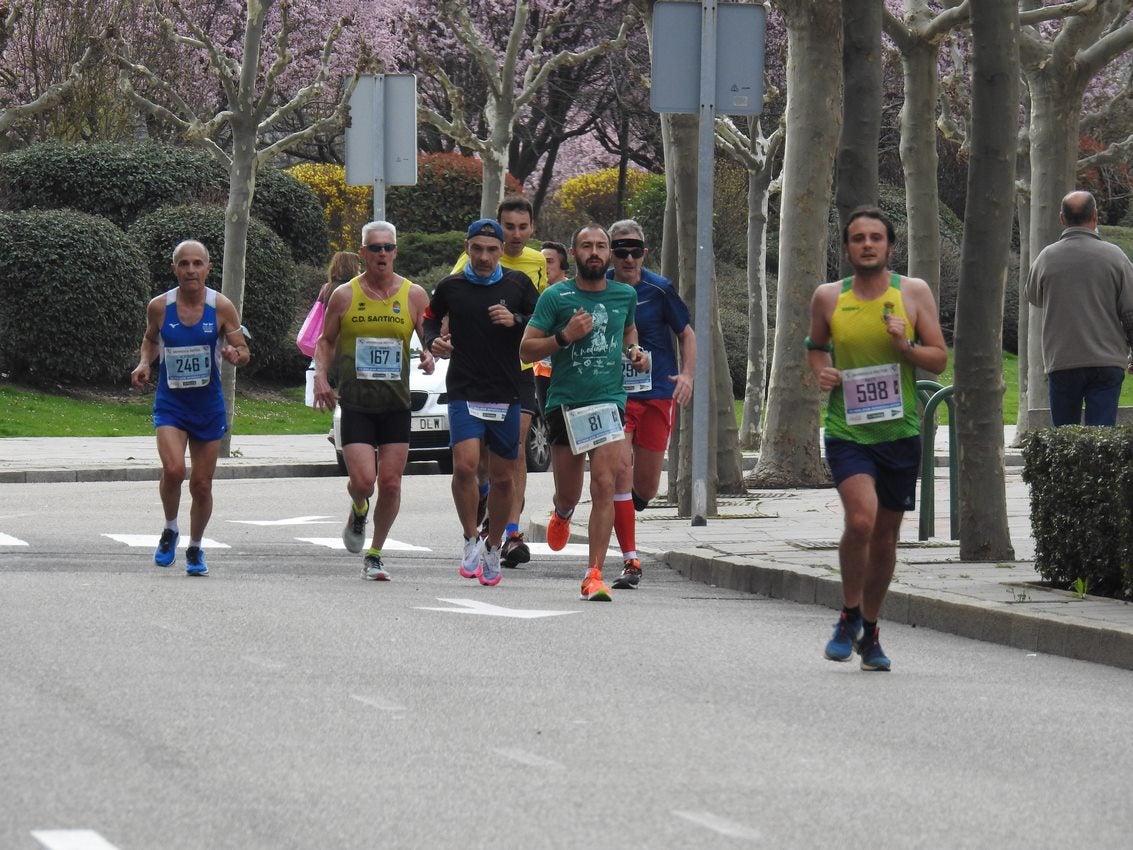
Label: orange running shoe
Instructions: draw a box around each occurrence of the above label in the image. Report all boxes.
[546,510,572,551]
[579,567,612,602]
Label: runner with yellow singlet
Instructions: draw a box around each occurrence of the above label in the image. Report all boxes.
[824,274,920,443]
[313,220,434,582]
[448,196,548,567]
[807,207,947,671]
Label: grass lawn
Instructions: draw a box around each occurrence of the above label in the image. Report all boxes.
[0,383,332,438]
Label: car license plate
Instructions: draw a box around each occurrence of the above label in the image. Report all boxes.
[413,416,444,431]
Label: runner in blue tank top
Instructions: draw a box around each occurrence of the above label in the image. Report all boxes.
[131,240,249,576]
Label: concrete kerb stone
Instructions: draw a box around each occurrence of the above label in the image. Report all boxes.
[0,463,341,485]
[666,547,1133,671]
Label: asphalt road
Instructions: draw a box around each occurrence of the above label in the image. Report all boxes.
[3,473,1132,849]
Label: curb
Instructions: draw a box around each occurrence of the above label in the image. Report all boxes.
[0,463,341,485]
[661,549,1133,672]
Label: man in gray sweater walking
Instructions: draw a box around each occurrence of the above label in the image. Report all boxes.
[1025,190,1133,426]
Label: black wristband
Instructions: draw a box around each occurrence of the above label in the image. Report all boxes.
[554,330,570,348]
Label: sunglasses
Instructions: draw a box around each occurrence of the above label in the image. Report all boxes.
[612,247,644,259]
[363,243,397,253]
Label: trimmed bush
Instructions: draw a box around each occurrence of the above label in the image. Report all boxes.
[250,167,330,267]
[0,142,329,266]
[395,230,467,280]
[0,209,149,386]
[386,153,523,233]
[128,204,304,380]
[1021,426,1133,599]
[0,141,221,228]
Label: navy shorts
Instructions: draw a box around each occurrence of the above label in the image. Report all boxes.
[825,435,921,512]
[153,406,227,442]
[449,400,521,460]
[340,407,411,447]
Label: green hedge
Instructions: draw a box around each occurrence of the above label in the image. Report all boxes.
[0,142,329,266]
[395,230,466,280]
[1021,427,1133,599]
[385,152,522,232]
[0,141,219,228]
[0,209,149,385]
[128,204,304,380]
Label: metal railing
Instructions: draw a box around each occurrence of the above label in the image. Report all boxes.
[916,380,957,541]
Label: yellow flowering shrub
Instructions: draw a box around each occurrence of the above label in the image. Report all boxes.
[286,162,372,253]
[554,167,651,222]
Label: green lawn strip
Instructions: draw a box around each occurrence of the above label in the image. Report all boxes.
[0,384,331,437]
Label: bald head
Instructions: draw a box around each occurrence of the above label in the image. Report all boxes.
[1060,191,1097,228]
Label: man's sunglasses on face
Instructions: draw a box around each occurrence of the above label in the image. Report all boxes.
[364,243,397,253]
[612,247,644,259]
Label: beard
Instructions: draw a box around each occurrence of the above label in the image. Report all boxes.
[576,255,609,283]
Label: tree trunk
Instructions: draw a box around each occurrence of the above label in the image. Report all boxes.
[749,1,842,488]
[953,0,1017,560]
[659,110,681,500]
[480,116,512,218]
[667,112,718,515]
[218,126,258,457]
[739,163,771,450]
[897,39,942,302]
[836,0,882,277]
[1012,114,1033,445]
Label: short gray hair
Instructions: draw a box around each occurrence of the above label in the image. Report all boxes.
[608,219,646,243]
[172,239,210,263]
[362,220,397,243]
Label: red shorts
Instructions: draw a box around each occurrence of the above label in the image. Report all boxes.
[624,398,676,452]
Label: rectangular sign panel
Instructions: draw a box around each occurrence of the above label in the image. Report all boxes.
[345,73,418,186]
[650,2,766,116]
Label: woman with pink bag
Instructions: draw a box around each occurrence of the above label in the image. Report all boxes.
[301,252,359,404]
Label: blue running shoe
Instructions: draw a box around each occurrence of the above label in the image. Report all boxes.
[824,611,863,662]
[185,546,208,576]
[154,529,179,567]
[859,627,891,671]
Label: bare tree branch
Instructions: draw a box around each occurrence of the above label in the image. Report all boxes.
[0,27,110,135]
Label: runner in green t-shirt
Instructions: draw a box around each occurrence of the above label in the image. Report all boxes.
[521,223,649,601]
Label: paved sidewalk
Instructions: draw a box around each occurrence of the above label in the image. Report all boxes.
[2,431,1131,671]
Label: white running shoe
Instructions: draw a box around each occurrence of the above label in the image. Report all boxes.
[459,536,484,579]
[479,544,502,587]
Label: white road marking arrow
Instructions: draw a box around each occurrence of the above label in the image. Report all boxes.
[0,532,29,546]
[416,598,579,619]
[102,534,228,549]
[230,516,336,525]
[32,830,121,850]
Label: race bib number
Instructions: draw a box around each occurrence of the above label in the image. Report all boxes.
[355,337,401,380]
[467,401,510,422]
[563,402,624,455]
[165,345,211,388]
[622,353,652,393]
[842,363,903,425]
